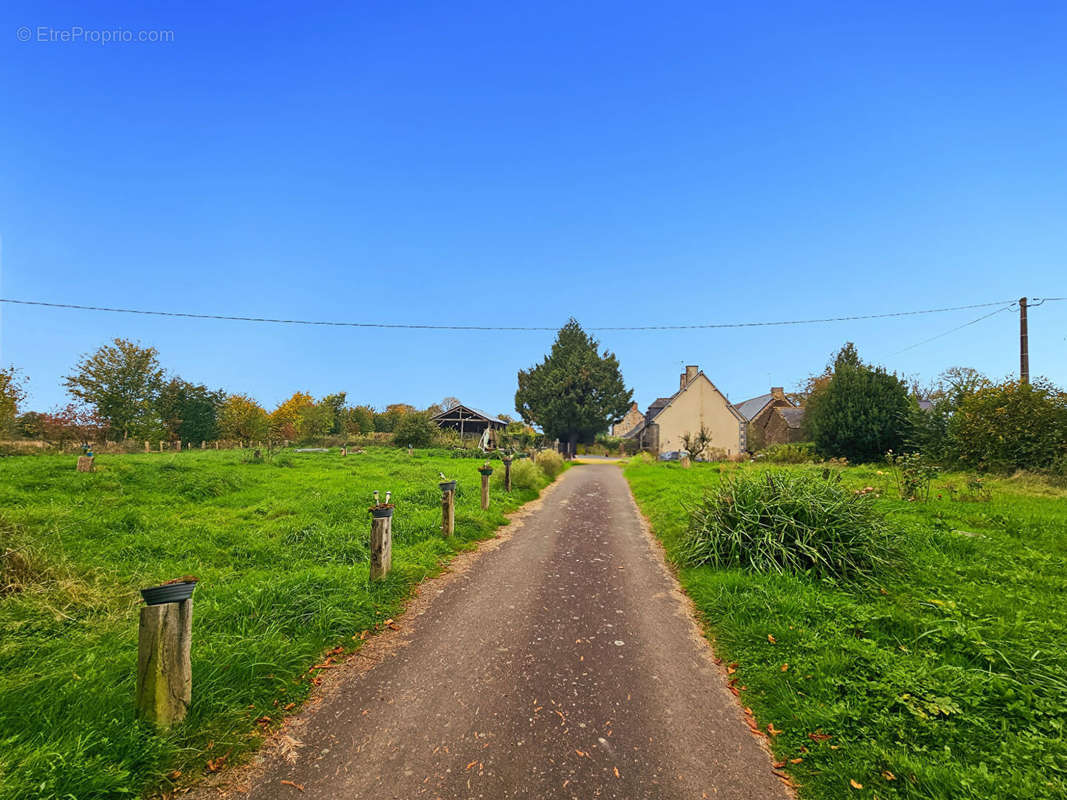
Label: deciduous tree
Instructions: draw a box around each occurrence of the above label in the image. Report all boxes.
[63,339,164,440]
[0,367,27,436]
[156,378,225,443]
[218,394,269,442]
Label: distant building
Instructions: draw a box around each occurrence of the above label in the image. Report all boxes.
[734,387,805,449]
[624,365,747,458]
[611,402,644,438]
[430,404,506,443]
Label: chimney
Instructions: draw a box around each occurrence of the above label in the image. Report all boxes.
[684,365,699,387]
[771,386,786,401]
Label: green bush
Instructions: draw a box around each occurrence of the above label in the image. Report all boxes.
[757,442,815,463]
[506,460,547,491]
[534,449,564,480]
[392,412,437,448]
[681,470,895,581]
[947,379,1067,472]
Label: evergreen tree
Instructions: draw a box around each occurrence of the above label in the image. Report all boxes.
[515,319,633,453]
[805,343,911,462]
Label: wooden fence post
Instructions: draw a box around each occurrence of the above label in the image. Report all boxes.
[503,457,512,492]
[77,455,95,472]
[159,440,164,453]
[176,439,181,452]
[136,598,193,728]
[214,441,219,450]
[480,470,491,510]
[369,508,393,581]
[145,440,150,453]
[440,481,455,537]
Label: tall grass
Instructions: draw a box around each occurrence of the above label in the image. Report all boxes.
[0,448,548,799]
[681,470,894,580]
[626,460,1067,799]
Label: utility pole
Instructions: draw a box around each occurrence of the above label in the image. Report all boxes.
[1019,297,1029,384]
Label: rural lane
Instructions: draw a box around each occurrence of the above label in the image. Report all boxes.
[224,464,790,799]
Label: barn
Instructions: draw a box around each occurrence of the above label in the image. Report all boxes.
[430,404,507,442]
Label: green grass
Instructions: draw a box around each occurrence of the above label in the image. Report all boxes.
[0,448,549,799]
[625,459,1067,799]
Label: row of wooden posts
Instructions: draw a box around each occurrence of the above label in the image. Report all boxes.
[135,457,514,728]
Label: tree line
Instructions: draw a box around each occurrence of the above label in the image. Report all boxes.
[0,339,462,447]
[799,343,1067,473]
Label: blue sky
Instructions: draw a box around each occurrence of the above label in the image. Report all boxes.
[2,1,1065,417]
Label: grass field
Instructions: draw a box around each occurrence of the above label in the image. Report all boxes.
[0,448,550,799]
[624,459,1067,800]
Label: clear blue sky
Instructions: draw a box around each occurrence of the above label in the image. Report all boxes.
[2,1,1065,417]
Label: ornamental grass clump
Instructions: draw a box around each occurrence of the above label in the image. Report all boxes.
[681,470,894,581]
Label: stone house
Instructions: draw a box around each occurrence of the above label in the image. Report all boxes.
[734,387,805,449]
[762,406,806,446]
[611,402,644,438]
[624,365,747,458]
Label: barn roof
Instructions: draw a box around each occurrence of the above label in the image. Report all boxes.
[430,404,506,426]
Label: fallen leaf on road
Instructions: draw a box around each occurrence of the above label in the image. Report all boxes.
[773,761,786,769]
[789,758,803,764]
[280,779,304,792]
[849,779,863,789]
[613,766,620,778]
[466,761,477,770]
[727,663,738,674]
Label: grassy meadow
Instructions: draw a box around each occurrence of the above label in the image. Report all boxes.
[625,459,1067,800]
[0,448,549,799]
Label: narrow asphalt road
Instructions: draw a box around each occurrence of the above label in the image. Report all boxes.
[232,465,790,799]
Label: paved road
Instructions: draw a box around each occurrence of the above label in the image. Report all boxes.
[234,465,789,799]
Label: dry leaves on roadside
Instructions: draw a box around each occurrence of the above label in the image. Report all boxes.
[280,779,305,792]
[767,634,776,644]
[849,778,863,789]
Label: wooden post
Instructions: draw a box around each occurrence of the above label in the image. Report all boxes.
[201,441,205,449]
[441,488,455,537]
[408,445,413,457]
[175,439,181,452]
[159,440,164,453]
[680,454,691,469]
[370,511,393,581]
[504,458,512,492]
[136,598,193,728]
[480,473,490,510]
[145,440,150,453]
[76,456,95,472]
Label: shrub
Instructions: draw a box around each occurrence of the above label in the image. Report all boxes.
[392,412,437,448]
[680,471,895,581]
[432,427,463,448]
[947,379,1067,471]
[758,442,815,464]
[506,460,547,491]
[534,450,564,480]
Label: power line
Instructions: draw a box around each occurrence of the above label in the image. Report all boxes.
[891,303,1017,356]
[0,297,1038,332]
